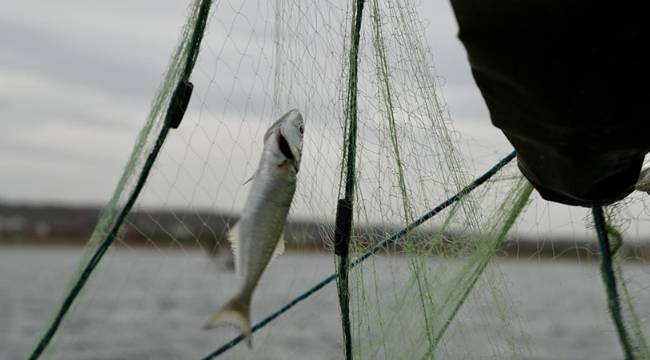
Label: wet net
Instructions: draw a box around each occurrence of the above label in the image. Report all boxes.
[27,0,650,359]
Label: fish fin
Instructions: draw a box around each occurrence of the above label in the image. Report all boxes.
[243,174,255,185]
[227,223,241,275]
[271,233,285,260]
[243,169,257,185]
[204,294,253,348]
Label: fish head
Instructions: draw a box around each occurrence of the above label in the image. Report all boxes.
[266,109,304,172]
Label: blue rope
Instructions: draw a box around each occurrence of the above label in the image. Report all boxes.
[200,150,516,359]
[592,206,635,360]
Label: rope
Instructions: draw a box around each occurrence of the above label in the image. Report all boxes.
[181,0,211,81]
[334,0,366,359]
[592,206,636,360]
[27,2,211,358]
[29,127,170,360]
[200,150,516,359]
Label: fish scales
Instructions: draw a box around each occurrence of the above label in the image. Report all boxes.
[204,109,304,347]
[238,161,296,292]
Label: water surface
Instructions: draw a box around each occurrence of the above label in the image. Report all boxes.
[1,246,647,359]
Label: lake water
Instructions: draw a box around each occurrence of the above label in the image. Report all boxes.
[2,246,649,359]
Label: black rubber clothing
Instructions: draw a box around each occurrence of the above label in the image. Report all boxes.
[450,0,650,206]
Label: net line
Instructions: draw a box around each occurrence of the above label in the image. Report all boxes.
[201,150,517,359]
[22,0,650,358]
[334,0,366,359]
[27,1,213,358]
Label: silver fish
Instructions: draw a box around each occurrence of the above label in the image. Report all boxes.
[204,109,304,346]
[636,167,650,193]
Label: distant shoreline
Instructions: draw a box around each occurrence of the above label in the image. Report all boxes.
[3,202,649,262]
[3,236,650,262]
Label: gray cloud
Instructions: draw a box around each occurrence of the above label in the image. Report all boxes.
[0,0,497,206]
[3,0,625,239]
[0,20,162,102]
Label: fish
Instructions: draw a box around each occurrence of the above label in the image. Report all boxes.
[636,167,650,193]
[204,109,304,347]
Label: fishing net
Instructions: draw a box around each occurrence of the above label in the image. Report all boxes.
[25,0,650,359]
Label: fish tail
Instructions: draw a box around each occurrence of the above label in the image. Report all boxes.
[204,293,253,347]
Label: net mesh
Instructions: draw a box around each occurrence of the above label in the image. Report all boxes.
[29,0,650,359]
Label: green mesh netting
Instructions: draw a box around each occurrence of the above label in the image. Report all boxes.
[27,0,650,359]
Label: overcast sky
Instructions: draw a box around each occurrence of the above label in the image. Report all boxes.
[4,0,646,240]
[0,0,504,202]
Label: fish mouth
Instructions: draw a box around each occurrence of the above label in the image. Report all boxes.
[285,108,302,121]
[292,154,301,173]
[277,133,295,160]
[276,133,300,173]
